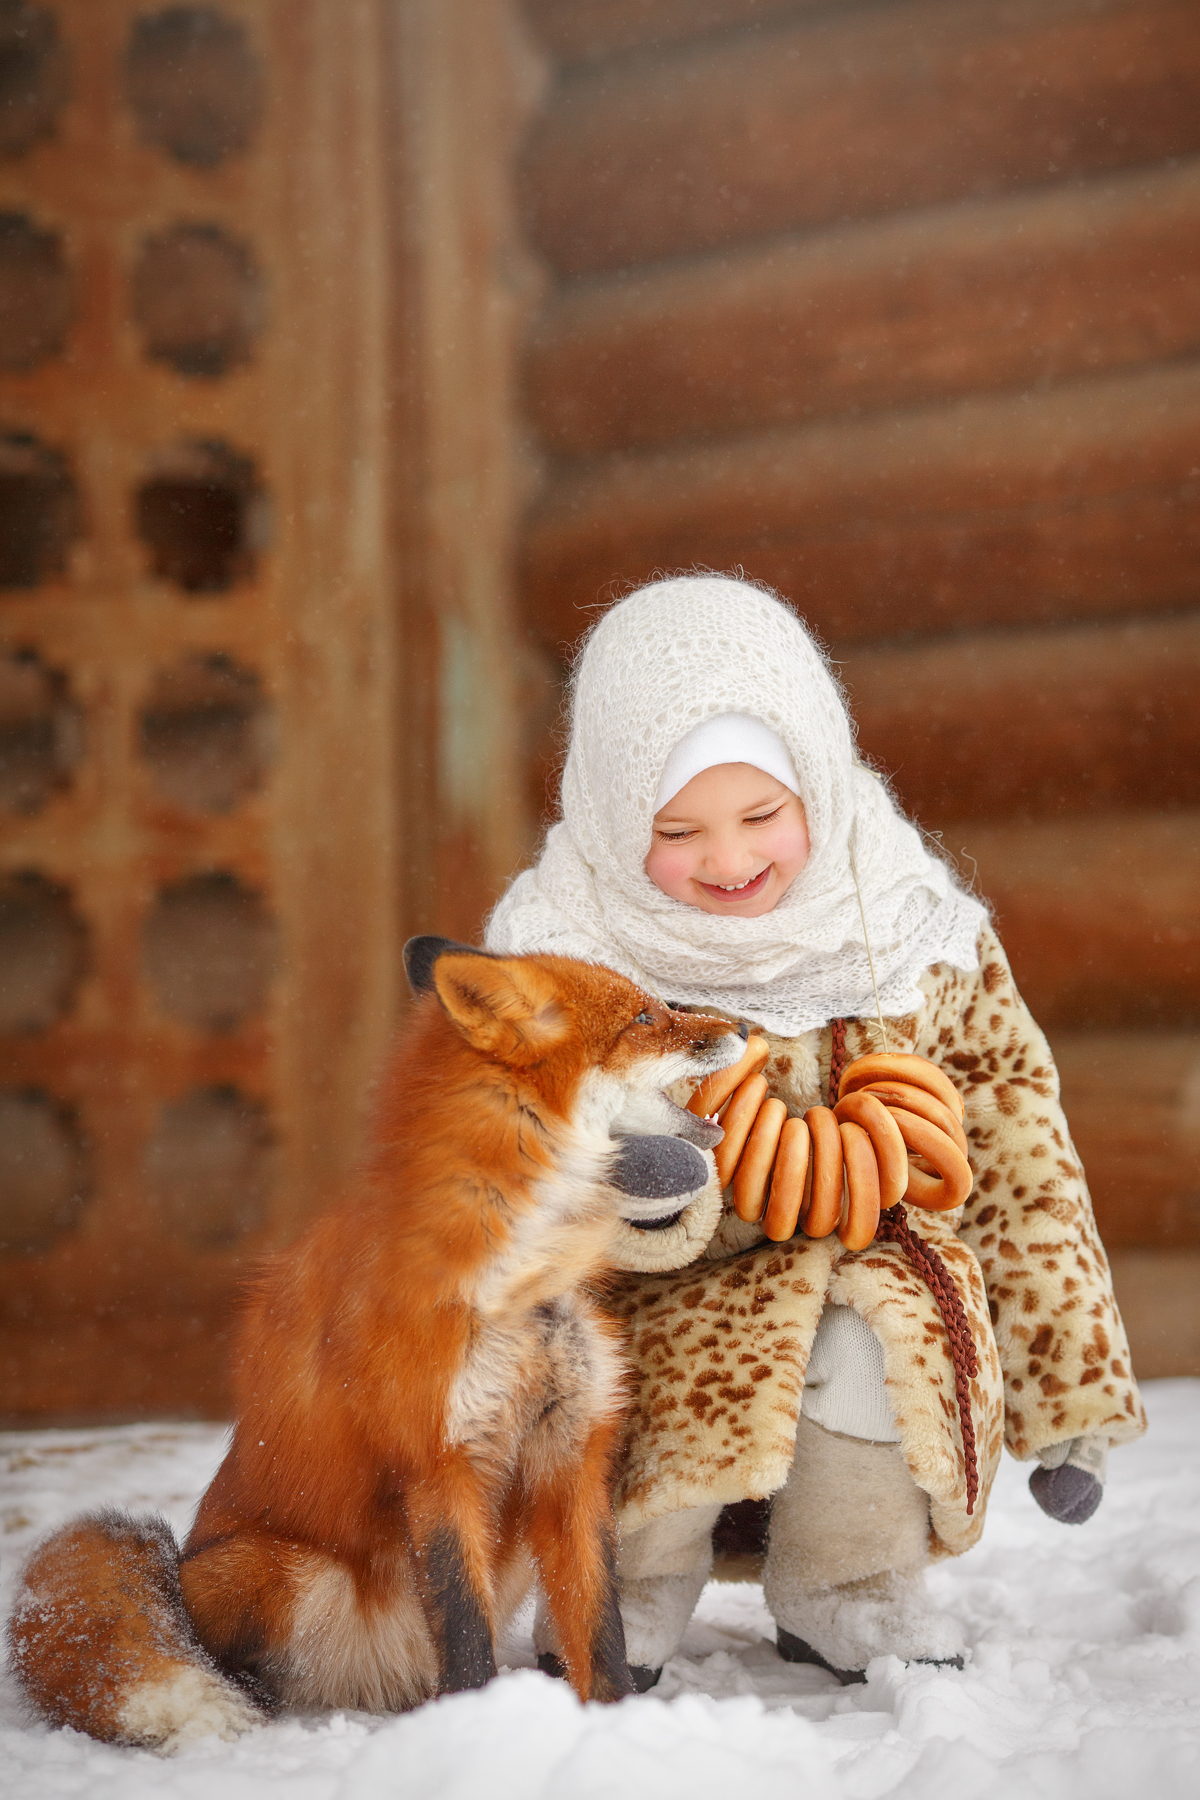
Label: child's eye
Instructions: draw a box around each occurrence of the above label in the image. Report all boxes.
[745,806,784,826]
[655,828,695,842]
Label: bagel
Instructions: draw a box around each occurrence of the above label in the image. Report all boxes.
[887,1105,974,1210]
[837,1052,963,1122]
[713,1072,769,1188]
[763,1116,811,1242]
[831,1089,908,1208]
[854,1079,970,1158]
[838,1120,881,1250]
[687,1034,769,1121]
[732,1096,788,1223]
[801,1106,843,1238]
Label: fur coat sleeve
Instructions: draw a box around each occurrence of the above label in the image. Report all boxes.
[935,926,1143,1458]
[603,922,1145,1553]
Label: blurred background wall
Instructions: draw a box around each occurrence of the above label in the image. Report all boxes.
[1,0,1197,1423]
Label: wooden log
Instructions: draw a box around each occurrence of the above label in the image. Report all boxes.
[839,613,1200,824]
[523,0,831,64]
[520,360,1200,650]
[1106,1251,1200,1375]
[1054,1033,1200,1252]
[942,812,1200,1030]
[527,161,1200,456]
[521,0,1200,275]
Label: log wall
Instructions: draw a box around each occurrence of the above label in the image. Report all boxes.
[516,0,1200,1328]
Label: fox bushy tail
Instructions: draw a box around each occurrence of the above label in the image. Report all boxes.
[6,1509,259,1753]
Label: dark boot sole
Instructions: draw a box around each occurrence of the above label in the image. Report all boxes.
[775,1627,866,1685]
[776,1628,964,1682]
[536,1652,660,1693]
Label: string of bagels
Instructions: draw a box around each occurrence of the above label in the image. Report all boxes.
[688,1034,981,1511]
[689,1039,971,1250]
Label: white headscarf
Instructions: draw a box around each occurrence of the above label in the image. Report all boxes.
[486,576,986,1036]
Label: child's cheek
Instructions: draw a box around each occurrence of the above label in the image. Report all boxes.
[766,817,810,880]
[644,841,694,900]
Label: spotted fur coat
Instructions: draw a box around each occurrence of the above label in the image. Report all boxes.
[603,922,1146,1560]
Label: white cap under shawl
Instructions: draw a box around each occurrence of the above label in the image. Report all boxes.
[485,576,987,1036]
[653,712,800,812]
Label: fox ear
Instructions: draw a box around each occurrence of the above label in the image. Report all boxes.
[403,935,485,997]
[432,953,568,1064]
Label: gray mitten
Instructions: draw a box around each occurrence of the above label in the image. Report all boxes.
[1029,1435,1108,1524]
[610,1135,709,1230]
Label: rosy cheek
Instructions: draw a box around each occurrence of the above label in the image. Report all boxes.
[644,843,694,896]
[766,818,810,878]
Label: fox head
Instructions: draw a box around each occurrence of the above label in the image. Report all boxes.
[404,936,744,1137]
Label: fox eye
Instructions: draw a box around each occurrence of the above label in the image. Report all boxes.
[634,1010,654,1025]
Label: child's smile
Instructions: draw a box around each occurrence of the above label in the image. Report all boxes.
[644,762,810,918]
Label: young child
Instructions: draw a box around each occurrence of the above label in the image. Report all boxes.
[486,575,1145,1685]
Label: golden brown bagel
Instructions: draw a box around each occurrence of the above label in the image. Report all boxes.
[763,1117,811,1242]
[838,1120,881,1250]
[856,1080,970,1158]
[801,1105,843,1238]
[713,1072,770,1187]
[837,1052,963,1122]
[888,1106,974,1210]
[832,1089,908,1208]
[687,1034,769,1120]
[732,1096,788,1223]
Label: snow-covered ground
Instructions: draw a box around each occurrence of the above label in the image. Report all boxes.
[3,1380,1199,1800]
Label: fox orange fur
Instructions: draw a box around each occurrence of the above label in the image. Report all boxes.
[7,941,743,1752]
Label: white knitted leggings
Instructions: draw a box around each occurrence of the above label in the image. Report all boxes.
[799,1302,900,1442]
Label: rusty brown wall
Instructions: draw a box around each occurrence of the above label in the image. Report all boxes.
[0,0,532,1421]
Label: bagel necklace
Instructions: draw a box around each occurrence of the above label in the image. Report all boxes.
[689,852,981,1511]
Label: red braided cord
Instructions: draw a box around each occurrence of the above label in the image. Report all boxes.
[828,1016,848,1107]
[875,1203,980,1513]
[825,1021,978,1513]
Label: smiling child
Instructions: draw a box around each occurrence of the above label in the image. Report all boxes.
[486,574,1144,1686]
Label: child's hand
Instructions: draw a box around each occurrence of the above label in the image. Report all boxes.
[1029,1435,1108,1523]
[609,1134,710,1225]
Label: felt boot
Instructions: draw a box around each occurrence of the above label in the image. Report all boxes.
[763,1413,965,1675]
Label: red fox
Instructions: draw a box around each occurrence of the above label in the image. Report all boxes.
[7,941,743,1751]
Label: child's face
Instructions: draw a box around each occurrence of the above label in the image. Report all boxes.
[645,762,810,917]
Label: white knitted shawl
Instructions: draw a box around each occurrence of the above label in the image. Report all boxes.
[486,577,987,1036]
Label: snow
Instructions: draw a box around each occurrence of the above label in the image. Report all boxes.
[3,1380,1200,1799]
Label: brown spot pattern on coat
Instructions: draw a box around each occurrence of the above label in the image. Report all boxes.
[604,922,1145,1549]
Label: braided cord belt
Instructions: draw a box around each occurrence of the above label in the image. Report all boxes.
[828,1021,980,1513]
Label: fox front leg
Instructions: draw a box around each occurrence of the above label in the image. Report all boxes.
[419,1527,497,1692]
[406,1479,498,1694]
[524,1421,635,1704]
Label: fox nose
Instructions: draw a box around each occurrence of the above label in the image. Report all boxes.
[736,1020,749,1040]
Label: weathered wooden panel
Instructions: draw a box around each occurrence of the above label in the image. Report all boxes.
[839,613,1200,825]
[0,0,399,1422]
[528,160,1200,456]
[1055,1032,1200,1251]
[521,361,1200,649]
[387,0,537,943]
[949,812,1200,1030]
[522,0,1200,275]
[523,0,830,63]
